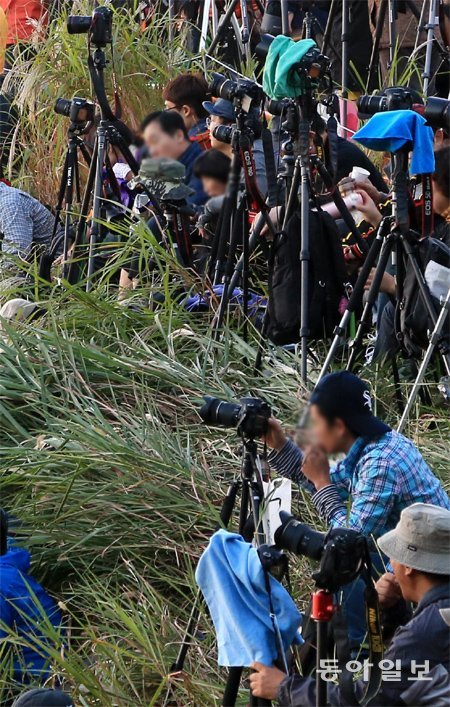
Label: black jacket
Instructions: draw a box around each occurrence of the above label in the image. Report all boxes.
[278,583,450,706]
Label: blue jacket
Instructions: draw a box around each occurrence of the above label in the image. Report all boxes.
[278,583,450,706]
[178,141,208,208]
[0,546,63,682]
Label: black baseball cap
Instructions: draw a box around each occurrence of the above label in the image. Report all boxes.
[310,371,391,438]
[12,689,75,707]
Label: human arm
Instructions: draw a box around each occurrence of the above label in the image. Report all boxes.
[0,193,34,259]
[364,267,396,296]
[265,419,315,492]
[311,454,397,536]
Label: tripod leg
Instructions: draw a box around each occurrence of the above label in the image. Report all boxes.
[347,233,395,371]
[318,218,391,380]
[67,138,98,286]
[86,122,108,292]
[62,141,77,280]
[299,156,310,384]
[397,289,450,433]
[367,0,388,91]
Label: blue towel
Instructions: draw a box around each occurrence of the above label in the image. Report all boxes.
[195,529,302,667]
[353,110,435,175]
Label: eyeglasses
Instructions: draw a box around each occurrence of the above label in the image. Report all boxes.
[206,116,221,128]
[164,105,183,113]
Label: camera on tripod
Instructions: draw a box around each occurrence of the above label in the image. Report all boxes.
[357,87,421,116]
[256,34,330,92]
[200,395,271,438]
[67,6,113,47]
[358,88,450,133]
[275,511,367,591]
[209,72,263,108]
[54,96,95,125]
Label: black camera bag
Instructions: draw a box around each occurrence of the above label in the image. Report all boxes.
[266,209,347,345]
[398,235,450,355]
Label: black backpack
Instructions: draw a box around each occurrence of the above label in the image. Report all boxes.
[398,235,450,355]
[266,209,348,346]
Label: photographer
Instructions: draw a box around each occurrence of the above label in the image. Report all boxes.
[0,180,63,301]
[250,503,450,706]
[0,509,64,685]
[193,149,231,198]
[162,72,211,149]
[203,98,268,195]
[141,110,208,208]
[265,370,450,647]
[369,146,450,361]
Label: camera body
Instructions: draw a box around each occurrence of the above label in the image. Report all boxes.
[67,6,113,47]
[200,395,271,438]
[54,96,95,124]
[275,512,367,591]
[357,87,419,116]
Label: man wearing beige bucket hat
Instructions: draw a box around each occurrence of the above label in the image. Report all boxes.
[251,503,450,705]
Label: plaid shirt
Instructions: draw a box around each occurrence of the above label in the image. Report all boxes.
[268,431,450,539]
[0,182,56,267]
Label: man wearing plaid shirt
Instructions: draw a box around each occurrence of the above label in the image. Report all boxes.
[265,370,450,648]
[0,181,58,278]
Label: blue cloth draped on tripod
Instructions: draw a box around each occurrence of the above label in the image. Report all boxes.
[195,529,302,667]
[353,110,435,175]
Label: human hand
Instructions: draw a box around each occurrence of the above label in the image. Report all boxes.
[375,572,402,608]
[301,445,331,490]
[364,268,396,296]
[350,174,383,205]
[249,662,287,700]
[263,418,287,451]
[354,189,383,228]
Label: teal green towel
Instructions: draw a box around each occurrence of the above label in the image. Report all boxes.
[263,35,316,100]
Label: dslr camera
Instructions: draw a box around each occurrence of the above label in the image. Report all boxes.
[275,511,367,591]
[357,86,421,116]
[54,96,95,125]
[209,72,263,107]
[67,6,113,47]
[200,395,271,438]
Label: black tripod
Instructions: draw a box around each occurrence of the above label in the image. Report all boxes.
[318,149,450,392]
[210,104,276,340]
[163,437,278,707]
[54,120,93,280]
[66,38,142,289]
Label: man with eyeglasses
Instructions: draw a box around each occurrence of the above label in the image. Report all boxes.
[162,73,211,150]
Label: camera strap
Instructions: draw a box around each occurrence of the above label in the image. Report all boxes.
[332,549,383,706]
[261,563,289,674]
[325,114,338,184]
[261,118,278,207]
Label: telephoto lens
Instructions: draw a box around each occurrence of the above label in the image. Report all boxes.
[424,97,450,133]
[199,395,271,437]
[67,15,92,35]
[209,73,236,102]
[199,396,241,427]
[212,124,234,144]
[274,511,325,560]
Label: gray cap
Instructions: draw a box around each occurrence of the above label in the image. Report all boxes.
[12,689,74,706]
[128,157,194,201]
[378,503,450,574]
[0,298,38,329]
[440,608,450,627]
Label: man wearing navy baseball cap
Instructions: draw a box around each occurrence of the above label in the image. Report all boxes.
[265,370,450,648]
[203,98,268,194]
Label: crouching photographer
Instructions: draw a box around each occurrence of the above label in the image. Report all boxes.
[265,371,450,650]
[250,503,450,706]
